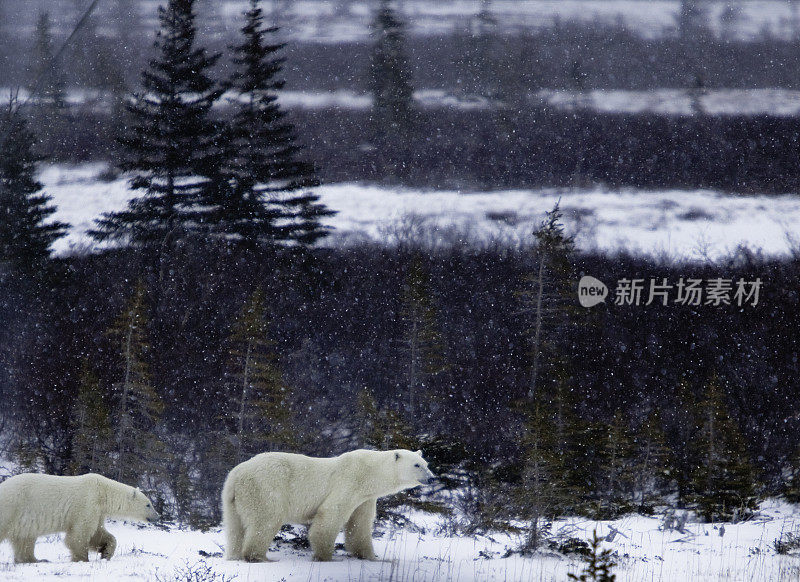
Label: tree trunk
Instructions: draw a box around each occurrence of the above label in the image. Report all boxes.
[528,253,546,400]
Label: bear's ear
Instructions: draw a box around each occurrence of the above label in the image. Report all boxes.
[395,452,400,461]
[415,450,422,456]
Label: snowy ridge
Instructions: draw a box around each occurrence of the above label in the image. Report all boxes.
[41,164,800,261]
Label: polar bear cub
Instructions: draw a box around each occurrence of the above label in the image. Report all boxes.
[0,473,159,563]
[223,449,435,562]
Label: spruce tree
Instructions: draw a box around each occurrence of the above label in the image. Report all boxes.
[0,104,68,273]
[223,0,333,248]
[225,287,293,462]
[568,530,617,582]
[91,0,225,246]
[517,204,584,530]
[521,202,575,401]
[30,12,66,110]
[632,409,673,511]
[555,376,604,514]
[463,0,498,99]
[518,359,586,534]
[108,281,165,484]
[399,256,448,418]
[666,378,699,505]
[690,375,758,522]
[369,0,415,177]
[71,360,114,475]
[518,398,560,551]
[600,409,635,516]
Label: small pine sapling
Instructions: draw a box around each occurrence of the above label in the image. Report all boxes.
[567,530,617,582]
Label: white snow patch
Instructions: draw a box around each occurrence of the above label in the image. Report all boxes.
[8,87,800,116]
[40,164,800,262]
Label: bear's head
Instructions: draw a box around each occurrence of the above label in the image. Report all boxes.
[126,487,160,524]
[393,449,436,489]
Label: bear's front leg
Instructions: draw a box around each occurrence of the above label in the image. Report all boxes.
[309,500,350,562]
[89,526,117,560]
[344,498,378,560]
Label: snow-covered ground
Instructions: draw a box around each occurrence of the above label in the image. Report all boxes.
[1,501,800,581]
[41,164,800,261]
[9,87,800,117]
[279,87,800,117]
[254,88,800,117]
[539,88,800,117]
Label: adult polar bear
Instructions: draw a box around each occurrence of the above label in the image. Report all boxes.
[223,449,436,562]
[0,473,159,563]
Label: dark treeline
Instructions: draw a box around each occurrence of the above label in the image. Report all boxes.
[292,108,800,192]
[31,105,800,194]
[278,31,800,92]
[5,19,800,91]
[1,240,799,527]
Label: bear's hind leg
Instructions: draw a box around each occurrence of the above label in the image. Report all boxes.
[11,537,37,564]
[64,526,92,562]
[224,505,245,560]
[89,526,117,560]
[241,521,280,563]
[344,498,378,560]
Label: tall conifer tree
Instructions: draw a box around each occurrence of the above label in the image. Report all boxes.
[521,203,576,400]
[690,375,758,521]
[369,0,415,177]
[91,0,224,246]
[108,281,165,484]
[399,256,448,417]
[225,287,293,462]
[518,398,560,551]
[601,409,635,515]
[30,12,66,110]
[223,0,333,248]
[632,409,673,511]
[71,360,114,475]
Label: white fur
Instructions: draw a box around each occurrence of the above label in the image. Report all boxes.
[0,473,158,563]
[222,449,434,562]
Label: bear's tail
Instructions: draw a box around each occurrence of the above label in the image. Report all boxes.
[222,474,244,560]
